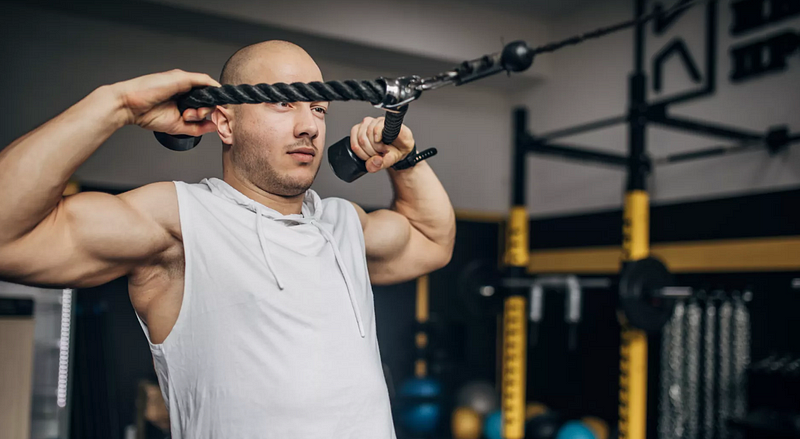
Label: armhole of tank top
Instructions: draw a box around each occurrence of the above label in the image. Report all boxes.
[147,180,194,350]
[341,199,367,253]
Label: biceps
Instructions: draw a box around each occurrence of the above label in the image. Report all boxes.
[363,209,411,261]
[363,209,448,284]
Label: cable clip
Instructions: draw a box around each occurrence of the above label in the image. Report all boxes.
[374,76,423,111]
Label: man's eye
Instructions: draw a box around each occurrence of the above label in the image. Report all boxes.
[313,107,328,114]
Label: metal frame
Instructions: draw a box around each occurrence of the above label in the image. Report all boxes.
[507,2,798,439]
[517,0,798,173]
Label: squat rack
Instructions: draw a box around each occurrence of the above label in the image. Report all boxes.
[502,0,799,438]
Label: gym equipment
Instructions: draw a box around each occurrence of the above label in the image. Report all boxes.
[395,275,445,436]
[457,258,502,303]
[703,299,717,439]
[483,409,503,439]
[718,298,733,439]
[659,300,687,439]
[526,402,549,420]
[397,377,441,435]
[451,407,482,439]
[150,0,795,186]
[523,276,610,350]
[684,300,702,439]
[658,292,752,439]
[512,0,768,435]
[454,381,498,416]
[509,0,795,431]
[581,416,609,439]
[732,294,751,423]
[398,376,441,399]
[526,411,563,439]
[556,421,597,439]
[528,276,582,349]
[617,257,691,332]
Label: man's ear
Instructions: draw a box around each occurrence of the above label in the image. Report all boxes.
[213,106,234,145]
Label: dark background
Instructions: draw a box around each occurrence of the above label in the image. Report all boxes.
[69,185,800,438]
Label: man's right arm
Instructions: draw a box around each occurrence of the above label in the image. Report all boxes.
[0,70,219,288]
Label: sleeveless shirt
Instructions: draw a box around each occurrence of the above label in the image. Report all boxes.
[136,177,396,439]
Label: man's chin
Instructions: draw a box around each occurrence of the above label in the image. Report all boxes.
[277,178,315,198]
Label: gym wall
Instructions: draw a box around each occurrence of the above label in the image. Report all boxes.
[1,1,518,214]
[142,0,553,76]
[2,1,798,217]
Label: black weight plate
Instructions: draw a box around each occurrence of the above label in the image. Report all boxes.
[456,259,501,318]
[619,257,676,332]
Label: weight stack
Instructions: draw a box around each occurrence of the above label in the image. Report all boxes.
[658,292,751,439]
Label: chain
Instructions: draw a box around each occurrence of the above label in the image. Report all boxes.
[717,298,733,439]
[684,299,702,439]
[703,299,717,439]
[731,293,751,439]
[660,317,674,439]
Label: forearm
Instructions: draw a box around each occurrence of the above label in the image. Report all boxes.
[0,85,128,244]
[388,161,456,252]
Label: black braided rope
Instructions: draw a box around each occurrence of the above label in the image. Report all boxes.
[178,79,385,112]
[176,0,710,111]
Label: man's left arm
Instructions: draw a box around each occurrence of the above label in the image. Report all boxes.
[347,117,456,285]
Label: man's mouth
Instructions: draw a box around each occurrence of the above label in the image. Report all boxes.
[288,147,315,157]
[288,147,316,163]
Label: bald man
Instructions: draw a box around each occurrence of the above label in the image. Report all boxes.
[0,41,455,438]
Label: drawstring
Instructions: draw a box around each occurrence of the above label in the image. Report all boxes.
[251,201,365,338]
[312,219,366,338]
[255,205,285,290]
[207,179,365,338]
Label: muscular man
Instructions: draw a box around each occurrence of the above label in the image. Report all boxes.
[0,40,455,438]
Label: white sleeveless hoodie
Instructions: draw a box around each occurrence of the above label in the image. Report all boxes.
[136,178,396,439]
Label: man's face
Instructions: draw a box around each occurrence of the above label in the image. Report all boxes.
[227,53,328,197]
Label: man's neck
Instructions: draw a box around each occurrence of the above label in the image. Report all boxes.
[223,173,304,216]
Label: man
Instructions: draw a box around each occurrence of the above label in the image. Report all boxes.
[0,40,456,438]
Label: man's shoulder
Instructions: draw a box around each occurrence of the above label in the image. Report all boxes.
[118,181,181,239]
[319,196,355,215]
[313,192,360,222]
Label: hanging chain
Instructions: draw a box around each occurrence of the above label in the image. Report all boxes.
[684,299,702,439]
[659,317,674,439]
[731,292,751,439]
[717,298,734,439]
[703,299,717,439]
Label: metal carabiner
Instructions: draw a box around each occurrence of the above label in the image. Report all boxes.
[373,76,423,112]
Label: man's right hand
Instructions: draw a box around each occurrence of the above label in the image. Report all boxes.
[113,69,220,136]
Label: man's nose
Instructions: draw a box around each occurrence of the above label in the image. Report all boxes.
[294,106,319,141]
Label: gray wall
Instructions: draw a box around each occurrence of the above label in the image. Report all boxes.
[2,2,517,213]
[2,0,799,218]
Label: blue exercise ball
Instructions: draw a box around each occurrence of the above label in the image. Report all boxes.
[483,410,503,439]
[399,377,441,398]
[556,420,597,439]
[398,378,442,434]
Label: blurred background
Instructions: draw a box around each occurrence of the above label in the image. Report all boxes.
[1,0,798,438]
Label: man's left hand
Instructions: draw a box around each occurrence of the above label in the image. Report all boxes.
[349,116,415,173]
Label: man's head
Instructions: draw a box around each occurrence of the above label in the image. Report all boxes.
[214,41,327,198]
